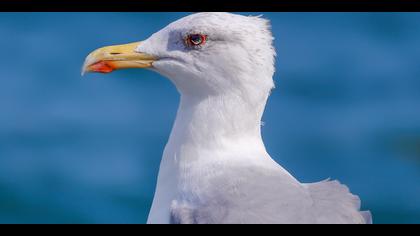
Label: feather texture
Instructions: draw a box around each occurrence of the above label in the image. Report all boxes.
[127,12,371,224]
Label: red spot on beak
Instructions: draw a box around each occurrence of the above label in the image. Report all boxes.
[89,61,115,73]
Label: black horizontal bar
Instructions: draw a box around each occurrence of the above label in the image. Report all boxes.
[1,0,420,12]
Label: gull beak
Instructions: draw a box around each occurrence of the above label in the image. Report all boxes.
[82,41,156,75]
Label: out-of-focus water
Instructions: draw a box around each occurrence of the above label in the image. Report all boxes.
[0,12,419,224]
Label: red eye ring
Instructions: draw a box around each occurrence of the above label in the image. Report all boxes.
[186,34,207,47]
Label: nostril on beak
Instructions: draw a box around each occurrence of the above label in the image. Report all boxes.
[110,52,121,55]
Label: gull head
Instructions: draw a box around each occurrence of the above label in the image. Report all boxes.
[83,12,276,99]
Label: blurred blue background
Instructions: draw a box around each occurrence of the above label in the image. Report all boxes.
[0,12,419,224]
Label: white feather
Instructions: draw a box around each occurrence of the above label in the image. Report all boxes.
[133,12,371,224]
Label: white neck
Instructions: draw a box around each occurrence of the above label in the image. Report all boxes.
[147,90,270,223]
[171,92,266,147]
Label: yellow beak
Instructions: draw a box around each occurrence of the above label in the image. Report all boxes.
[82,41,156,75]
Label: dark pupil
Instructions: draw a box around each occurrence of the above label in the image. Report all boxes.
[190,35,202,45]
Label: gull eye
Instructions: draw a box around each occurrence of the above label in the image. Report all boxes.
[186,34,207,47]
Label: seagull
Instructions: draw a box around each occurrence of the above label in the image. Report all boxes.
[82,12,372,224]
